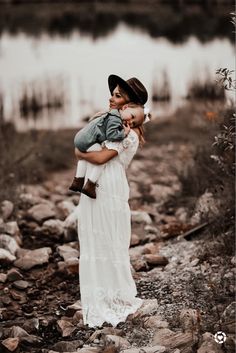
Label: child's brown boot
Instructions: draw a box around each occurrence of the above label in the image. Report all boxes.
[69,177,85,192]
[81,179,97,199]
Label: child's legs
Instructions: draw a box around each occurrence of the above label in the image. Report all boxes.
[86,143,104,183]
[75,160,87,178]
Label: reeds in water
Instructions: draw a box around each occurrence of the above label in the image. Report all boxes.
[186,78,225,100]
[19,77,67,119]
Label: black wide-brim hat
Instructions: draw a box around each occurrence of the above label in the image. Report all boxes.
[108,74,148,105]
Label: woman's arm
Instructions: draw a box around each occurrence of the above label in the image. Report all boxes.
[75,147,118,165]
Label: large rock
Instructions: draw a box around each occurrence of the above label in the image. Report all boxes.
[0,248,16,263]
[221,302,235,333]
[14,247,52,270]
[191,192,220,224]
[1,200,14,220]
[51,339,83,352]
[8,325,42,345]
[57,318,77,337]
[143,254,169,266]
[27,203,56,224]
[3,221,22,245]
[104,335,131,350]
[144,315,169,329]
[1,337,20,352]
[57,245,79,261]
[41,219,64,239]
[56,200,76,219]
[131,299,158,319]
[152,328,198,353]
[131,210,152,224]
[57,258,79,275]
[0,234,19,255]
[197,332,224,353]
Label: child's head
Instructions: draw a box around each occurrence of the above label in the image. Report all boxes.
[120,103,144,128]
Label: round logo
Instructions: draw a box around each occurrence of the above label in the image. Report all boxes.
[214,331,227,344]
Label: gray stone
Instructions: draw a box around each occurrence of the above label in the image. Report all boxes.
[132,299,158,318]
[13,280,31,290]
[57,200,76,219]
[27,203,56,224]
[4,221,22,245]
[104,335,131,350]
[144,315,169,329]
[51,340,82,352]
[0,248,16,263]
[197,332,224,353]
[57,258,79,275]
[7,268,23,282]
[57,244,79,261]
[42,219,64,239]
[131,210,152,224]
[221,302,235,333]
[1,200,14,220]
[0,273,7,283]
[66,300,82,316]
[152,328,198,353]
[130,233,140,246]
[57,318,76,337]
[143,254,169,266]
[8,325,42,344]
[0,234,19,255]
[1,337,20,352]
[14,247,52,270]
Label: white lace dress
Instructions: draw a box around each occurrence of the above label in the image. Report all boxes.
[77,129,143,328]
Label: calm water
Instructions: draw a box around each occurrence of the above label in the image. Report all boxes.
[0,24,234,131]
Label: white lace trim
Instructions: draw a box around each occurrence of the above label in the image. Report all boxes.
[104,130,138,154]
[81,286,143,327]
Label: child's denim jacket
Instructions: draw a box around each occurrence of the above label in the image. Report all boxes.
[74,109,125,152]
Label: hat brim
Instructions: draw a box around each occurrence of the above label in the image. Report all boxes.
[108,74,140,103]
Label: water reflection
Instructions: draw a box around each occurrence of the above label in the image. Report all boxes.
[0,3,233,43]
[0,24,234,131]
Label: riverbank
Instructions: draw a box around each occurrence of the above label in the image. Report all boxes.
[0,103,235,352]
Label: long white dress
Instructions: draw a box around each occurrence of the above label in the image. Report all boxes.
[78,129,143,328]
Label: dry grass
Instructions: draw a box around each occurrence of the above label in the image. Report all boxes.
[0,122,77,202]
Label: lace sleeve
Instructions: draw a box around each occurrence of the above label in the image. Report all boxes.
[104,131,138,154]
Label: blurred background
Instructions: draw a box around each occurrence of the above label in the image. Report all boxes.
[0,0,234,130]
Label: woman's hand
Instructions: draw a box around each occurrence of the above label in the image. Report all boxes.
[74,148,85,160]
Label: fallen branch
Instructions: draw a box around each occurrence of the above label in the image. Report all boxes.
[180,222,209,240]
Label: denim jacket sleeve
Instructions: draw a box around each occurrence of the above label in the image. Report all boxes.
[105,114,125,141]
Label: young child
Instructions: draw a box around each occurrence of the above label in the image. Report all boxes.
[69,103,144,199]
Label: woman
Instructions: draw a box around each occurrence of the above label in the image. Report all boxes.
[75,74,149,328]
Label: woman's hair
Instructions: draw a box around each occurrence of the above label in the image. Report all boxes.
[118,85,131,103]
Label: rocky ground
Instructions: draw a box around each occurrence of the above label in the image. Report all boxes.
[0,116,235,353]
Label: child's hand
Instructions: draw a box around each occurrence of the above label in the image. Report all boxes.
[123,124,131,136]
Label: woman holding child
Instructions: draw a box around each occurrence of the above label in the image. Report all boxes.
[74,74,150,328]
